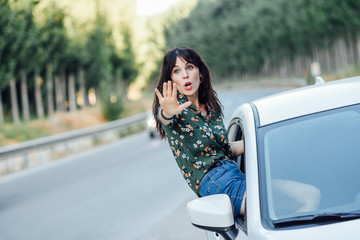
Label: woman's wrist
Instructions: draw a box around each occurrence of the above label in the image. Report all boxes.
[160,108,174,120]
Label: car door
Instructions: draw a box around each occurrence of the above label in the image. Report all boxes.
[227,117,248,238]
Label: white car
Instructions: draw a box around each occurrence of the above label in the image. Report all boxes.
[187,76,360,240]
[146,112,159,138]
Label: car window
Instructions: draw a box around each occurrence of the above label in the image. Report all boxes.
[259,104,360,223]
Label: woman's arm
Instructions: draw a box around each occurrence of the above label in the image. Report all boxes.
[229,140,244,157]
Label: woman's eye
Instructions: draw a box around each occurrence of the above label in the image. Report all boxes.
[186,65,194,70]
[174,69,180,74]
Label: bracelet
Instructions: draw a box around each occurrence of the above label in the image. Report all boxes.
[160,109,174,120]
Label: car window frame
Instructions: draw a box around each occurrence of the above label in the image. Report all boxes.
[227,118,247,234]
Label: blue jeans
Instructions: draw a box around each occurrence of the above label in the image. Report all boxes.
[199,160,246,217]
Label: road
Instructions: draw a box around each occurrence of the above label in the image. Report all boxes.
[0,88,283,240]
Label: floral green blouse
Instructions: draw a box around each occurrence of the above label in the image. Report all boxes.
[160,93,233,196]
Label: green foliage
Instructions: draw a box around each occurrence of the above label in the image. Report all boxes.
[164,0,360,78]
[306,71,315,85]
[0,0,138,123]
[2,0,360,125]
[15,1,39,73]
[101,96,124,121]
[118,27,138,87]
[0,1,11,90]
[36,2,68,71]
[0,0,27,88]
[84,12,112,89]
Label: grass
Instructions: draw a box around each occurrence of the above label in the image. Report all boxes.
[321,64,360,81]
[0,124,49,146]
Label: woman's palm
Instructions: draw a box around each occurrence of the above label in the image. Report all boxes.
[155,81,191,116]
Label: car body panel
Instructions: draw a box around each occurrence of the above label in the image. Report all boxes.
[229,104,263,238]
[188,77,360,240]
[257,218,360,240]
[252,77,360,126]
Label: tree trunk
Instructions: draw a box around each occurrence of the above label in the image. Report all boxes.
[337,39,347,71]
[324,44,332,75]
[34,69,44,119]
[68,73,76,112]
[61,69,67,111]
[95,87,100,106]
[55,74,64,112]
[350,34,358,65]
[78,68,87,109]
[20,69,30,123]
[10,77,20,124]
[357,34,360,63]
[115,68,126,101]
[46,63,54,118]
[0,91,4,123]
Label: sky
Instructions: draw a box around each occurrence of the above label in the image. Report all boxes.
[136,0,183,16]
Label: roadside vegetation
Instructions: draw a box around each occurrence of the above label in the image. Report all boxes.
[1,0,360,146]
[163,0,360,81]
[0,97,152,146]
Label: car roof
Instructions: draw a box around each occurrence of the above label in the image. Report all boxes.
[252,76,360,126]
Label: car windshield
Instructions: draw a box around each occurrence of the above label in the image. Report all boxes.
[258,104,360,226]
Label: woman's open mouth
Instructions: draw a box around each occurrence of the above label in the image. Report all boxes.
[184,82,192,90]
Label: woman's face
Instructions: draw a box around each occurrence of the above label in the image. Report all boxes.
[171,57,202,100]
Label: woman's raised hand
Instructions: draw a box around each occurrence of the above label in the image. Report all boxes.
[155,81,192,118]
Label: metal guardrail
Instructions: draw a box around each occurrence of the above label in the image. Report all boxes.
[0,112,148,159]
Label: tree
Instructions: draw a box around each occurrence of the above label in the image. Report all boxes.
[163,0,360,79]
[0,0,13,122]
[117,27,138,91]
[15,0,40,123]
[84,11,112,103]
[36,2,68,116]
[64,40,87,112]
[0,1,27,124]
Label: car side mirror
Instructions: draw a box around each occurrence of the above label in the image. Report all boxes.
[187,194,238,240]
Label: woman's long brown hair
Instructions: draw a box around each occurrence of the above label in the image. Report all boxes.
[152,47,223,139]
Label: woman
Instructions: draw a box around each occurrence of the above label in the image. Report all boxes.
[153,47,246,217]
